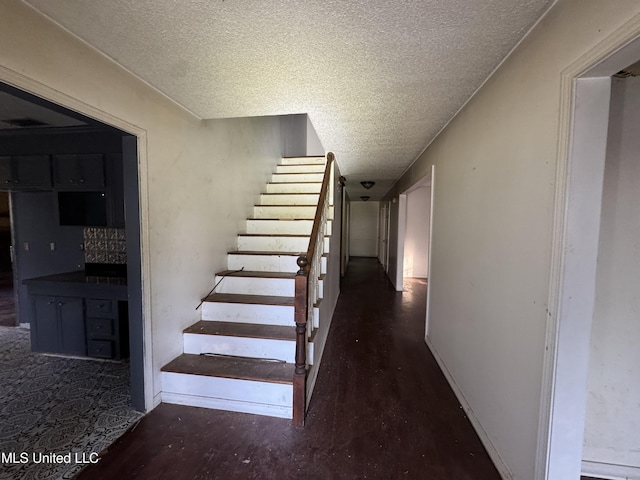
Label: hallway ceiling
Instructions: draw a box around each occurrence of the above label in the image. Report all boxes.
[24,0,554,200]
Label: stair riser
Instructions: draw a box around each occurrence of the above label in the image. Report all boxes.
[259,194,319,205]
[275,164,326,174]
[228,253,327,274]
[246,219,313,235]
[228,253,299,273]
[271,173,324,183]
[254,206,317,219]
[280,157,326,165]
[184,334,296,363]
[266,183,322,194]
[161,372,293,418]
[238,236,309,253]
[214,275,294,296]
[246,219,332,236]
[201,302,293,326]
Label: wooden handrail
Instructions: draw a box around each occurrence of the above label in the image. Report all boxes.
[292,152,334,427]
[303,152,334,271]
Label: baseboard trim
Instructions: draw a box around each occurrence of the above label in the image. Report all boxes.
[161,392,293,419]
[582,460,640,479]
[425,335,513,480]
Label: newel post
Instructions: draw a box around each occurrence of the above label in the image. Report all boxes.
[293,254,309,427]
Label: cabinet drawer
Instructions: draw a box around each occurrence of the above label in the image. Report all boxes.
[87,317,114,337]
[86,298,115,317]
[88,340,114,359]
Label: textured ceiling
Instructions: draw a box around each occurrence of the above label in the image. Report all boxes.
[24,0,554,199]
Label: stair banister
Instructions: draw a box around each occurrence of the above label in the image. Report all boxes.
[293,152,334,427]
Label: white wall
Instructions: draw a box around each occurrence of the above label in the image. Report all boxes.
[583,76,640,473]
[404,186,430,278]
[383,1,640,478]
[349,201,379,257]
[306,116,325,156]
[0,1,284,409]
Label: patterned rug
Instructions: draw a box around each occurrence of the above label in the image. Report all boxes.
[0,326,144,479]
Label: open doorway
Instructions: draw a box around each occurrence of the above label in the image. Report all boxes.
[386,169,433,297]
[540,29,640,480]
[0,191,16,327]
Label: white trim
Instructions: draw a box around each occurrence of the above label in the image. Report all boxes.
[425,336,512,480]
[538,13,640,480]
[425,165,435,338]
[581,460,640,480]
[0,64,154,413]
[162,392,293,419]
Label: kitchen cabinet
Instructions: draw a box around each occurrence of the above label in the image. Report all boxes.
[85,298,129,360]
[32,295,86,356]
[53,154,105,187]
[25,271,129,360]
[0,155,52,189]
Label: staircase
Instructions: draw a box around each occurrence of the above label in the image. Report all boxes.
[161,155,332,420]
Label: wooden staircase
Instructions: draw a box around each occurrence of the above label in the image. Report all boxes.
[161,156,331,419]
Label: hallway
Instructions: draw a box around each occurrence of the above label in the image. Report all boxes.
[77,258,501,479]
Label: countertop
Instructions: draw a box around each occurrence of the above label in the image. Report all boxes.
[23,270,128,300]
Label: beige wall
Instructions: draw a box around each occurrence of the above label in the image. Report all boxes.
[0,1,284,408]
[349,201,379,257]
[384,1,640,478]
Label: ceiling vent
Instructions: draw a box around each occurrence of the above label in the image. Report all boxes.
[3,117,50,127]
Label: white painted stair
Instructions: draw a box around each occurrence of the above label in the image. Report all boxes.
[161,156,329,419]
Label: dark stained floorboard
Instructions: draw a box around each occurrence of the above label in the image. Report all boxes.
[76,258,503,480]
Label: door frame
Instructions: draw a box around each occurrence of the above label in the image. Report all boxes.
[537,17,640,480]
[0,66,153,412]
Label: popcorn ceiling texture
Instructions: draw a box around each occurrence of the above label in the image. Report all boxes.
[25,0,553,198]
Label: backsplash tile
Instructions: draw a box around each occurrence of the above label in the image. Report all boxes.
[84,227,127,264]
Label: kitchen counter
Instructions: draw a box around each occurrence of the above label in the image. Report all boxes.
[24,270,128,300]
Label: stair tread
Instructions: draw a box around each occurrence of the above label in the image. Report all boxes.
[247,218,315,221]
[267,182,322,185]
[162,353,294,384]
[238,233,310,238]
[215,270,296,279]
[261,193,320,195]
[203,292,294,306]
[185,320,296,340]
[228,250,304,256]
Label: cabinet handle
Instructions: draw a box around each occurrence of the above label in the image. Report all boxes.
[4,180,11,184]
[79,178,85,184]
[58,302,64,306]
[48,300,54,305]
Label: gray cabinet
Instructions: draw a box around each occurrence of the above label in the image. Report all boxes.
[32,295,86,356]
[26,272,129,361]
[0,155,52,189]
[86,298,129,360]
[53,154,105,187]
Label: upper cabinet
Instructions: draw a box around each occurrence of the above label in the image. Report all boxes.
[53,154,105,187]
[0,155,52,189]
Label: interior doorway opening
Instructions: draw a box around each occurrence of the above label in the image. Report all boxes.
[0,81,145,410]
[541,29,640,480]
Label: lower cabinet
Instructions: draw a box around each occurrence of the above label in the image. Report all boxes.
[85,298,129,360]
[33,296,86,356]
[32,294,128,360]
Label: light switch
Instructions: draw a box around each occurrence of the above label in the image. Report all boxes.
[23,242,29,251]
[50,242,56,251]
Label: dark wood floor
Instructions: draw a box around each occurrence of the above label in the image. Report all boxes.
[75,258,503,479]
